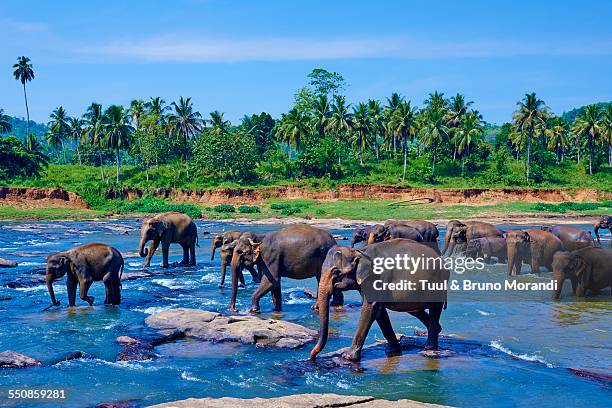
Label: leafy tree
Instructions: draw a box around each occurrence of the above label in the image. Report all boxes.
[12,56,34,137]
[545,117,570,163]
[192,128,258,180]
[241,112,275,158]
[512,93,549,181]
[296,135,341,178]
[102,105,134,182]
[168,97,203,175]
[572,104,601,175]
[47,106,70,161]
[84,103,106,180]
[24,134,50,171]
[0,109,12,133]
[0,136,47,180]
[307,68,346,98]
[67,117,85,165]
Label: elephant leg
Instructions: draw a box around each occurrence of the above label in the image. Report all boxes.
[112,278,121,305]
[376,307,400,356]
[271,280,282,312]
[424,303,443,350]
[103,274,111,305]
[249,265,276,313]
[246,265,260,283]
[189,244,196,266]
[343,301,377,361]
[66,276,78,307]
[144,240,159,267]
[179,243,189,265]
[79,279,94,306]
[219,260,228,287]
[161,242,170,268]
[409,309,431,328]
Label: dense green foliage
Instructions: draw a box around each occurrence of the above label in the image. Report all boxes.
[118,198,202,219]
[0,136,48,180]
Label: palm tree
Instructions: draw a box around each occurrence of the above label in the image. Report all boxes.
[276,108,308,159]
[310,94,330,137]
[24,134,49,174]
[102,105,134,182]
[168,97,203,175]
[446,94,473,159]
[512,93,549,181]
[367,99,383,159]
[129,99,145,131]
[67,117,85,165]
[384,93,404,153]
[47,106,70,162]
[390,100,418,180]
[327,95,353,165]
[84,103,106,180]
[545,118,570,163]
[12,56,35,137]
[419,105,449,178]
[351,102,371,165]
[208,110,231,136]
[454,111,484,176]
[572,104,601,175]
[600,105,612,167]
[0,108,11,133]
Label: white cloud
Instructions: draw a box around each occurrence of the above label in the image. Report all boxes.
[78,35,612,63]
[0,18,48,33]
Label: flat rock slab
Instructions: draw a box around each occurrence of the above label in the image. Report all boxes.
[145,308,317,349]
[0,351,42,368]
[0,258,18,268]
[148,393,450,407]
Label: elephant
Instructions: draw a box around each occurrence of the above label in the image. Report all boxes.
[351,226,372,247]
[442,220,504,256]
[594,216,612,247]
[228,224,340,312]
[138,212,198,268]
[46,243,124,307]
[211,230,242,260]
[309,239,449,361]
[551,247,612,299]
[506,229,564,275]
[218,231,265,287]
[541,225,594,251]
[366,223,423,245]
[464,236,507,263]
[384,220,440,254]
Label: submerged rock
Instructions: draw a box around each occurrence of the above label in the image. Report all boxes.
[0,350,42,368]
[0,258,18,268]
[147,393,450,407]
[145,308,316,349]
[116,331,186,361]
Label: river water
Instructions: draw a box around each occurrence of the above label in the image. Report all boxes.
[0,219,609,407]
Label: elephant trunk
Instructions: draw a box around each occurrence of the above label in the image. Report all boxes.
[138,236,149,258]
[593,224,601,244]
[228,251,243,311]
[366,232,376,246]
[507,244,522,276]
[46,274,59,306]
[310,269,334,360]
[442,231,453,256]
[211,242,217,260]
[552,276,563,300]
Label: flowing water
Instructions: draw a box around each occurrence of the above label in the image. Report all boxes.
[0,219,610,407]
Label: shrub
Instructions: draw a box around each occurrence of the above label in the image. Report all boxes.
[238,205,261,213]
[280,207,302,216]
[214,204,236,213]
[120,198,202,219]
[270,203,292,210]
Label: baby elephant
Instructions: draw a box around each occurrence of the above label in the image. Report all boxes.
[464,237,507,264]
[551,247,612,300]
[46,243,124,307]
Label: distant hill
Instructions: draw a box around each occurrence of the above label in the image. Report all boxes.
[561,102,611,123]
[5,116,47,139]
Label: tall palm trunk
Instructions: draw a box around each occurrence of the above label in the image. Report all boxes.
[526,131,532,182]
[431,141,437,178]
[402,134,408,181]
[588,136,593,175]
[23,83,30,136]
[116,146,121,182]
[76,141,82,165]
[184,132,190,178]
[97,140,105,180]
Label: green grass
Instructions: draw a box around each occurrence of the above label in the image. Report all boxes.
[0,206,106,221]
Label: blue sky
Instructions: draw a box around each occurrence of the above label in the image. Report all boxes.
[1,0,611,124]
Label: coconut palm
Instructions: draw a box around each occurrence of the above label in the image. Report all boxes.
[545,118,570,163]
[367,99,383,159]
[208,110,231,136]
[84,103,106,180]
[384,93,404,153]
[572,104,601,175]
[351,102,371,165]
[276,108,308,159]
[454,111,484,176]
[327,95,353,165]
[390,100,418,180]
[47,106,70,162]
[512,93,550,181]
[67,117,85,165]
[168,97,203,175]
[446,94,473,127]
[600,105,612,167]
[12,56,35,137]
[0,108,11,133]
[310,94,330,137]
[102,105,134,182]
[24,134,49,173]
[419,105,449,178]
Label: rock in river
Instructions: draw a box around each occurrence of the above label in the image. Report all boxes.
[147,393,450,407]
[0,350,42,368]
[0,258,18,268]
[145,308,316,349]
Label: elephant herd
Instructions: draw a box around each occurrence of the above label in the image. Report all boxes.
[42,212,612,362]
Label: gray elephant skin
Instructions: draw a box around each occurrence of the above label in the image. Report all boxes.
[138,212,198,268]
[552,247,612,299]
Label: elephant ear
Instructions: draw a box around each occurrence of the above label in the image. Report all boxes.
[383,227,392,241]
[354,249,369,285]
[251,241,262,262]
[152,221,165,238]
[333,250,344,270]
[574,256,591,286]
